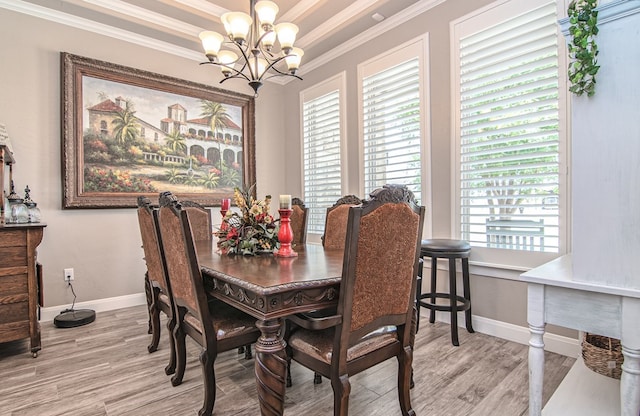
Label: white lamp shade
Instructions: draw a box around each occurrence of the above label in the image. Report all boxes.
[218,50,238,75]
[249,57,268,78]
[259,28,276,49]
[285,47,304,71]
[275,22,298,51]
[199,31,224,56]
[225,12,252,42]
[255,1,279,27]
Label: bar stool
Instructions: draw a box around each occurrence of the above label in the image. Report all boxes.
[416,239,474,346]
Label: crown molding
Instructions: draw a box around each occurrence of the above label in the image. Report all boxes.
[0,0,203,62]
[296,0,383,49]
[174,0,230,18]
[295,0,447,78]
[82,0,204,38]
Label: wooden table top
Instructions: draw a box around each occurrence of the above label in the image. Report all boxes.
[197,241,344,320]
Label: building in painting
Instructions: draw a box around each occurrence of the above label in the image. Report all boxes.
[85,98,243,166]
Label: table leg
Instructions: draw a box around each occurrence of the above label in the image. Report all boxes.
[527,283,545,416]
[620,345,640,416]
[255,318,288,416]
[621,297,640,416]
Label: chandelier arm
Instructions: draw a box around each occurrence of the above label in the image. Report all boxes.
[262,72,303,82]
[257,55,299,80]
[199,61,251,82]
[226,40,257,79]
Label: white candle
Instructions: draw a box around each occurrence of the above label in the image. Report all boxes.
[279,194,291,209]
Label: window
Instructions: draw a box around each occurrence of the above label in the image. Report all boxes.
[359,38,427,203]
[301,73,346,235]
[453,0,568,268]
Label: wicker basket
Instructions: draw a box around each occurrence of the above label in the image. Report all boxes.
[581,333,623,379]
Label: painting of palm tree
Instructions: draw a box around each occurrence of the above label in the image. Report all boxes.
[62,53,255,208]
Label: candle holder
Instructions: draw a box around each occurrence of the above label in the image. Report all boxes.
[275,208,298,257]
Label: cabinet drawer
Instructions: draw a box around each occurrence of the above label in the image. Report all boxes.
[0,230,26,247]
[0,273,28,298]
[0,246,27,268]
[0,301,29,324]
[0,320,30,343]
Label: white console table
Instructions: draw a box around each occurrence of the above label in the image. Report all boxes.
[521,255,640,415]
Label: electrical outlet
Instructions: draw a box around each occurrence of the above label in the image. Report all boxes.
[64,268,74,282]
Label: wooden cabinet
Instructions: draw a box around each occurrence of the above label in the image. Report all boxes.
[0,224,45,357]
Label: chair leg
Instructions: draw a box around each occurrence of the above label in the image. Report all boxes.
[429,257,437,324]
[165,315,177,375]
[144,273,153,335]
[462,257,475,334]
[171,310,187,387]
[314,372,322,384]
[397,347,416,416]
[147,288,161,353]
[244,344,252,360]
[415,257,423,333]
[198,348,216,416]
[449,258,460,346]
[331,375,351,416]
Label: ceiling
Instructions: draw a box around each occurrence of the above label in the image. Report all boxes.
[1,0,440,82]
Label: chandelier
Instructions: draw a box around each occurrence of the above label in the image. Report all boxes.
[198,0,303,95]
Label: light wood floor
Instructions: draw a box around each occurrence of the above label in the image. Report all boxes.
[0,305,573,416]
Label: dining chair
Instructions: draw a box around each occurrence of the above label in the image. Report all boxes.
[296,194,361,384]
[290,197,308,246]
[136,195,176,376]
[157,192,261,416]
[321,195,362,250]
[286,184,425,416]
[180,200,213,242]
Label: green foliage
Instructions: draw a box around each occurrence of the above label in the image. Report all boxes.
[567,0,599,97]
[84,167,156,193]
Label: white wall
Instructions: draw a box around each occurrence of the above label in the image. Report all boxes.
[0,8,287,308]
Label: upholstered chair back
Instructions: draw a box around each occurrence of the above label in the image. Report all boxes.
[290,197,308,246]
[322,195,362,250]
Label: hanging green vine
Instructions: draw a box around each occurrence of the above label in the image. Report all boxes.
[567,0,600,97]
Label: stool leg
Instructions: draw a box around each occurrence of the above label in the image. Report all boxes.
[449,257,460,346]
[462,257,474,334]
[429,257,437,324]
[415,257,423,333]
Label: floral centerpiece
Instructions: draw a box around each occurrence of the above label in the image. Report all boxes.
[215,185,280,255]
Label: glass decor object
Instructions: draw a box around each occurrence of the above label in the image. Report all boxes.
[6,180,28,223]
[23,186,41,223]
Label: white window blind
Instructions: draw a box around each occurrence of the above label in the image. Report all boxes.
[302,89,342,234]
[458,1,561,253]
[362,58,422,202]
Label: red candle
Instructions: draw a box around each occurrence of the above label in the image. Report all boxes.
[221,198,231,211]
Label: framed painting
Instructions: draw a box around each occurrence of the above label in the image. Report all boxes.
[61,52,255,208]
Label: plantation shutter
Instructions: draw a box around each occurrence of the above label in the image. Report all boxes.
[459,1,560,253]
[303,89,342,234]
[362,58,422,202]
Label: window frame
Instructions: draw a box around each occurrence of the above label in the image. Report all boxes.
[299,72,348,240]
[357,34,432,237]
[450,0,571,273]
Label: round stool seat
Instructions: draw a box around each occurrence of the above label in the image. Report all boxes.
[416,238,473,346]
[421,239,471,254]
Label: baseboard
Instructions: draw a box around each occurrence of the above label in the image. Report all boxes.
[40,292,147,323]
[40,292,580,357]
[431,312,580,358]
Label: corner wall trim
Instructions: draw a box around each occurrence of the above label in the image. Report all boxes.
[433,312,580,358]
[40,293,147,323]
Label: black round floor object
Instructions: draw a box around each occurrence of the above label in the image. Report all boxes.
[53,309,96,328]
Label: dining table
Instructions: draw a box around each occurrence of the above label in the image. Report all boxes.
[196,240,344,416]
